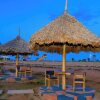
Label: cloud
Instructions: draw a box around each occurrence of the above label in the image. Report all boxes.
[73,8,98,22]
[73,0,100,22]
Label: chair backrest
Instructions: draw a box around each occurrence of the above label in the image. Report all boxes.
[46,70,54,77]
[20,66,27,71]
[75,74,84,78]
[74,72,86,80]
[26,67,31,70]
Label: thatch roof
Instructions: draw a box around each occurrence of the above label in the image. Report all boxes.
[29,13,100,53]
[0,35,38,55]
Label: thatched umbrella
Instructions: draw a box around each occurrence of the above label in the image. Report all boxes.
[29,0,100,90]
[0,34,38,66]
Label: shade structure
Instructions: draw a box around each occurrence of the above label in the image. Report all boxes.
[0,35,38,66]
[0,35,36,55]
[29,13,100,53]
[29,0,100,90]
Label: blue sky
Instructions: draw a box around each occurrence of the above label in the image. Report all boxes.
[0,0,100,61]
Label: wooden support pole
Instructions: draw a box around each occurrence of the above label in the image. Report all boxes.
[16,53,19,66]
[16,67,18,77]
[62,44,66,90]
[16,53,19,77]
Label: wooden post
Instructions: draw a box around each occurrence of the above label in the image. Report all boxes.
[62,44,66,90]
[16,53,19,66]
[16,67,18,77]
[16,53,19,77]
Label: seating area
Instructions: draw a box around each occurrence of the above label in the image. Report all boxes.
[0,66,34,83]
[42,70,95,100]
[45,70,86,91]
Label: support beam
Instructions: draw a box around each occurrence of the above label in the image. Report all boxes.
[62,44,66,90]
[16,53,19,66]
[16,53,19,77]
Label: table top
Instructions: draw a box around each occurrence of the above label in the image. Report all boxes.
[54,69,74,75]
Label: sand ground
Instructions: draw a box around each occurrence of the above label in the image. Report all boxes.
[0,63,100,100]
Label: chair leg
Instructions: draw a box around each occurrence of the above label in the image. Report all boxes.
[83,83,85,92]
[45,78,46,86]
[16,71,18,77]
[54,80,55,86]
[16,68,18,77]
[57,79,59,87]
[47,80,51,90]
[31,72,32,76]
[48,80,50,87]
[25,72,26,78]
[73,82,75,92]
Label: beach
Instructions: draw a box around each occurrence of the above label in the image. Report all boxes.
[0,61,100,100]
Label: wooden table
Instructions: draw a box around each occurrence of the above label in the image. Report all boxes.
[54,69,74,76]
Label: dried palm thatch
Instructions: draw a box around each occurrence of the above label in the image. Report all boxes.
[0,35,38,56]
[29,13,100,53]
